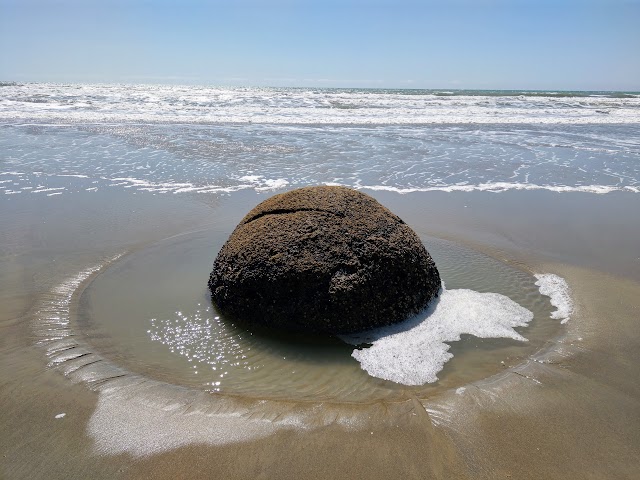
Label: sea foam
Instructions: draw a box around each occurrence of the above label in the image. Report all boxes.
[342,286,533,385]
[534,273,573,323]
[2,83,639,125]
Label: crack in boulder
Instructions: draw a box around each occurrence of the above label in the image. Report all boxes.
[243,208,345,225]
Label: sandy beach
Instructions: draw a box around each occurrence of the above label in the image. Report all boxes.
[4,0,640,471]
[2,183,639,478]
[2,0,640,472]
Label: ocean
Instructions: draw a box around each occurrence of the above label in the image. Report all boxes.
[1,83,639,198]
[1,83,640,477]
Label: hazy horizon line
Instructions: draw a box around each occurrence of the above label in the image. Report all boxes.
[1,79,639,94]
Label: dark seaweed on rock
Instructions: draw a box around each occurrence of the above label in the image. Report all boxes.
[208,186,440,335]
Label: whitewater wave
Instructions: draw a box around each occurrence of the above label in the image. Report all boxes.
[1,83,639,126]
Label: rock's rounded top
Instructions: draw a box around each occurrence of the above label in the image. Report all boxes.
[209,186,440,334]
[239,185,402,226]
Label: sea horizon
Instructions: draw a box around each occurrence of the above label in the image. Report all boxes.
[3,80,639,96]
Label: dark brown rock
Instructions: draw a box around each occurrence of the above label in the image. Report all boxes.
[208,186,440,334]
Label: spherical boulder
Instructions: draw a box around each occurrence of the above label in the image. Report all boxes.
[208,186,440,334]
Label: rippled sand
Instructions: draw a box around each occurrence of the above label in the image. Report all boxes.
[1,189,639,479]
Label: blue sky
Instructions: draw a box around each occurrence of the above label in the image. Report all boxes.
[1,0,639,90]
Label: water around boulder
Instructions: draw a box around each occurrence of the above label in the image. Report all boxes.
[208,186,440,334]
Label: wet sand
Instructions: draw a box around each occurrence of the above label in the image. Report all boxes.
[1,188,640,479]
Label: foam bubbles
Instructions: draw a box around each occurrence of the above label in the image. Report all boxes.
[359,182,630,195]
[2,117,638,198]
[534,274,574,323]
[2,83,640,125]
[238,175,290,191]
[343,286,534,385]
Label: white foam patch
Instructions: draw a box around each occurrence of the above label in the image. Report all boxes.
[534,273,574,323]
[343,286,533,385]
[238,174,290,191]
[359,182,628,195]
[2,84,640,125]
[238,175,261,182]
[31,186,65,193]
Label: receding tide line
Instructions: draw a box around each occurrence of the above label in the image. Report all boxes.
[344,275,573,385]
[358,183,640,194]
[31,258,574,457]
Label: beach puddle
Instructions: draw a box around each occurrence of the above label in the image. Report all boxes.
[72,229,562,403]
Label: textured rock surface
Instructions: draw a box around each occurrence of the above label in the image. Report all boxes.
[208,186,440,334]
